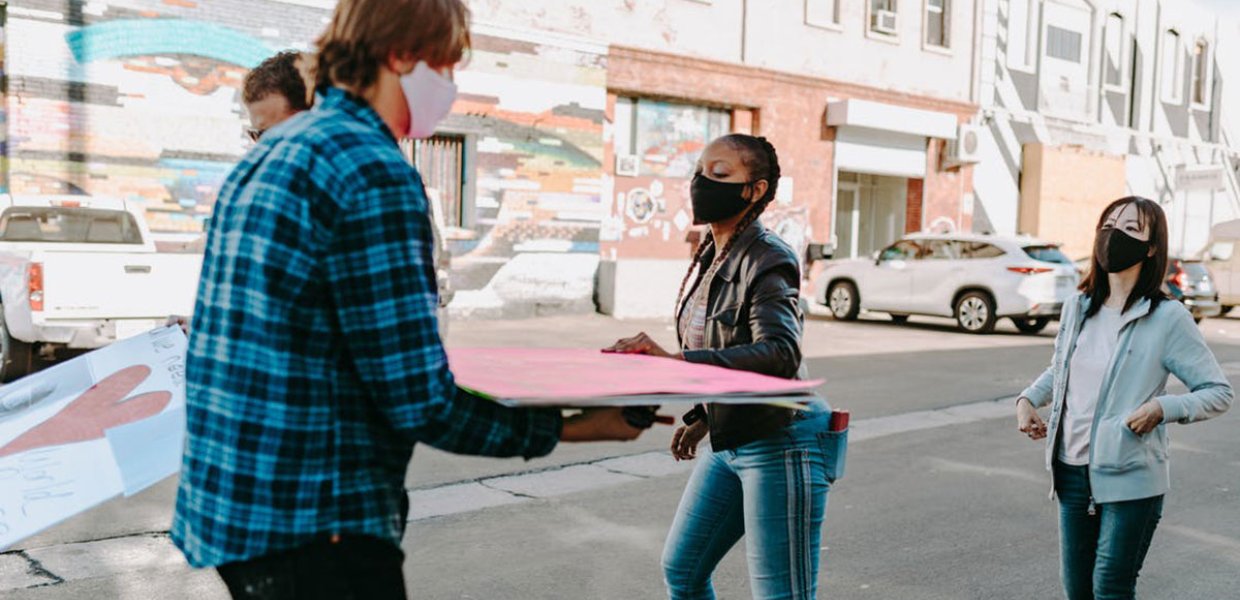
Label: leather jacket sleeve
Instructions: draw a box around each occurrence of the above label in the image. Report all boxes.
[681,258,803,379]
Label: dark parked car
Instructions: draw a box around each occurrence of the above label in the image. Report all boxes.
[1166,259,1221,323]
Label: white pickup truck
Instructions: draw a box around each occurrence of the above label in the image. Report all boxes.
[0,195,202,381]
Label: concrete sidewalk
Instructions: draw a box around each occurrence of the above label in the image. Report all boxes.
[1,396,1019,599]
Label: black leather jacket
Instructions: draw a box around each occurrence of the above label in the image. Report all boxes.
[678,222,804,451]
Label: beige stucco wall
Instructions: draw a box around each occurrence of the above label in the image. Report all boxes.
[1019,144,1128,261]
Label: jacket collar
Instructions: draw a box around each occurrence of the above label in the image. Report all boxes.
[1076,293,1153,328]
[315,86,397,143]
[700,221,765,283]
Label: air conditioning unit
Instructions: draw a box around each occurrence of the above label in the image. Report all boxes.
[945,124,983,166]
[871,9,898,35]
[615,154,639,177]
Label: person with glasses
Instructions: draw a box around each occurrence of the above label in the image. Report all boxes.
[242,51,311,142]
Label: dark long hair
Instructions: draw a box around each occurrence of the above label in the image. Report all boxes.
[1080,196,1169,319]
[674,134,781,316]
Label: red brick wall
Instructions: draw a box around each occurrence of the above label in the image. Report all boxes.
[922,139,976,234]
[606,46,977,259]
[906,179,924,233]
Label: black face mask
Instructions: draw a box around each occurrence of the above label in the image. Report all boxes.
[690,173,754,225]
[1095,227,1150,273]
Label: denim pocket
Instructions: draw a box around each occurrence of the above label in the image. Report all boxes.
[817,429,848,482]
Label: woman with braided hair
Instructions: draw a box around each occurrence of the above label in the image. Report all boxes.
[605,134,839,599]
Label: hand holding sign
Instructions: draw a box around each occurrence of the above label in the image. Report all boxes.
[0,366,171,458]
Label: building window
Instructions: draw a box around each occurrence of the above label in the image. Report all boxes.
[1103,13,1125,88]
[925,0,949,48]
[1161,30,1183,104]
[870,0,899,37]
[1006,0,1038,69]
[1045,25,1082,63]
[403,135,468,228]
[922,0,947,48]
[614,97,732,179]
[806,0,842,29]
[1191,39,1210,106]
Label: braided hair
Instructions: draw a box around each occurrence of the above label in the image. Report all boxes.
[674,134,782,317]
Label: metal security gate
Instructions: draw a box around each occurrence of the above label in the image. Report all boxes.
[401,135,466,228]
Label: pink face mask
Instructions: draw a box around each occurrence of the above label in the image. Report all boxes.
[399,62,458,139]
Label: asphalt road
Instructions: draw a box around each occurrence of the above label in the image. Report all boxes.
[5,313,1240,599]
[402,415,1240,600]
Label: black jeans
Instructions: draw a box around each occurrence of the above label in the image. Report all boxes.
[217,534,406,600]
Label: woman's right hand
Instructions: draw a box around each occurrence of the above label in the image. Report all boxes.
[1016,397,1047,441]
[670,420,709,461]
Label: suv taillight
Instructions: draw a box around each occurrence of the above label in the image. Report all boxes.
[28,262,44,312]
[1007,266,1053,275]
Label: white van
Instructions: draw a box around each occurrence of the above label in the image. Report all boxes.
[1205,219,1240,313]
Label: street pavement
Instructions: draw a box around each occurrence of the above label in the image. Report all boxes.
[4,311,1240,599]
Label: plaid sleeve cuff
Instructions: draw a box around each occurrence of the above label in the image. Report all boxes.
[522,408,563,460]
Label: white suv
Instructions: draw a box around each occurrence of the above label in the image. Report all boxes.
[813,234,1079,334]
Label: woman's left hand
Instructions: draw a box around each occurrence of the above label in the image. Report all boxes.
[602,332,682,359]
[1125,400,1165,435]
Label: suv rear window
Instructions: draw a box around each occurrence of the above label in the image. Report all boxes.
[1023,245,1072,265]
[1178,261,1211,278]
[0,207,143,244]
[959,241,1006,259]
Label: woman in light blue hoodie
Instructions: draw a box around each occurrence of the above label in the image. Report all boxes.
[1016,196,1232,600]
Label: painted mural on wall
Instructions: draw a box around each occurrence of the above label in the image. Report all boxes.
[439,31,608,317]
[2,0,329,237]
[603,97,731,260]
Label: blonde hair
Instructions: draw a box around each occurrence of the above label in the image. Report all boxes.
[303,0,470,99]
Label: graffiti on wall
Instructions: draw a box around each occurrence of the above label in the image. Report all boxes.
[3,0,329,237]
[605,98,731,259]
[435,31,608,317]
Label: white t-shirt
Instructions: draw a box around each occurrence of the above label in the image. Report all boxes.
[1059,305,1125,466]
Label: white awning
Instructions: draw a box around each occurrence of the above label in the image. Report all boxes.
[826,99,959,140]
[834,128,928,179]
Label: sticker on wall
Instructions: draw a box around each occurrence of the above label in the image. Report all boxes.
[775,177,794,206]
[626,188,657,224]
[673,210,692,232]
[928,216,958,234]
[649,179,665,199]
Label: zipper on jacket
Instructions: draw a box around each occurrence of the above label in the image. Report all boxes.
[1086,318,1139,470]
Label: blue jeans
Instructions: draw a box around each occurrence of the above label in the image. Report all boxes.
[1053,460,1163,600]
[662,401,845,600]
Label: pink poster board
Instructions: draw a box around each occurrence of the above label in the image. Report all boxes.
[448,348,821,406]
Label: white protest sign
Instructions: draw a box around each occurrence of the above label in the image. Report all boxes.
[0,326,187,550]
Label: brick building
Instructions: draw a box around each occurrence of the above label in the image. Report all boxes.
[473,0,984,318]
[0,0,987,320]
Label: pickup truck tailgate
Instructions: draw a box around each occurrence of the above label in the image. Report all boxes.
[36,251,202,320]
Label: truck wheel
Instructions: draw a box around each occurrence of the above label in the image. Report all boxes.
[0,308,34,383]
[955,292,997,334]
[827,281,860,321]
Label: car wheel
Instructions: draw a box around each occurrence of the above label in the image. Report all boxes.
[0,307,34,383]
[1222,305,1234,316]
[1012,317,1050,334]
[955,292,997,334]
[890,314,910,324]
[827,281,860,321]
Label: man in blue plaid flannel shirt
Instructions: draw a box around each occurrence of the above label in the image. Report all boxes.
[172,1,642,597]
